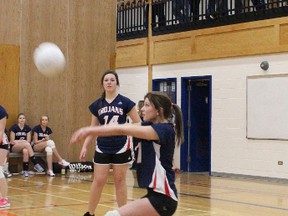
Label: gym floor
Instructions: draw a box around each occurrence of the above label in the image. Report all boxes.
[2,170,288,215]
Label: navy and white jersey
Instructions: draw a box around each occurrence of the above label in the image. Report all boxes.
[33,125,52,140]
[0,106,7,121]
[0,106,9,146]
[136,122,178,201]
[89,94,135,154]
[10,124,31,140]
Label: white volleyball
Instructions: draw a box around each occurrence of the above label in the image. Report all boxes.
[33,42,66,77]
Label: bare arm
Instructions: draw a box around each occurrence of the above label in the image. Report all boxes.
[78,115,99,161]
[33,132,44,144]
[82,115,99,148]
[10,131,16,143]
[128,106,141,123]
[71,123,159,144]
[0,117,6,142]
[26,131,32,143]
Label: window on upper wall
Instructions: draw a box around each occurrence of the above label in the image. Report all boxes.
[153,79,176,104]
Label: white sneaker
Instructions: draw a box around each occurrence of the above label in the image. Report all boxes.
[23,171,29,177]
[3,170,12,178]
[34,163,44,172]
[59,159,70,167]
[47,170,55,177]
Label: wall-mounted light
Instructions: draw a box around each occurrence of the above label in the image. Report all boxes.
[260,61,269,70]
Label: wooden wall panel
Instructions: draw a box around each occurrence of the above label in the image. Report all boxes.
[151,18,287,65]
[279,23,288,45]
[0,0,21,45]
[152,36,192,63]
[116,38,147,68]
[116,17,288,67]
[195,26,275,58]
[20,0,70,161]
[19,0,116,162]
[67,1,116,161]
[0,45,19,129]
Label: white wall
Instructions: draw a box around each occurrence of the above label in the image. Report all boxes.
[116,66,148,104]
[117,53,288,179]
[154,53,288,179]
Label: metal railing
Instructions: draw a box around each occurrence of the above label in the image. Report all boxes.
[117,0,288,40]
[117,0,148,40]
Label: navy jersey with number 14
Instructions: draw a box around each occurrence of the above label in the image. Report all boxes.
[89,94,135,154]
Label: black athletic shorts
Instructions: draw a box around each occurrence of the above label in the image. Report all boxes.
[93,149,132,165]
[10,144,15,152]
[0,144,10,151]
[143,188,178,216]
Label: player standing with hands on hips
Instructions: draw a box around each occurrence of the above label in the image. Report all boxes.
[71,91,184,216]
[0,106,10,208]
[79,70,141,216]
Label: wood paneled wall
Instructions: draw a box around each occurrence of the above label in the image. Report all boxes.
[116,17,288,68]
[0,45,19,129]
[0,0,116,162]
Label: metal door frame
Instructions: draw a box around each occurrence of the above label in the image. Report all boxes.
[181,75,212,174]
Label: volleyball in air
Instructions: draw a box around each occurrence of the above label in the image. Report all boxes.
[33,42,66,77]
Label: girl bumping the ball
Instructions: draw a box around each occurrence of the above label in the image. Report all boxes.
[71,91,184,216]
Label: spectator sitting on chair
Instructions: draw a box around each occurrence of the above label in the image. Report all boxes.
[33,115,69,177]
[10,113,44,177]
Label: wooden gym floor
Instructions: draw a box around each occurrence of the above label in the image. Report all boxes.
[1,170,288,216]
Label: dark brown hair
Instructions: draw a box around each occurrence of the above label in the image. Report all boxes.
[144,92,184,146]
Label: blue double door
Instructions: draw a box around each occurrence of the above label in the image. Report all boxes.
[181,76,211,172]
[153,76,211,173]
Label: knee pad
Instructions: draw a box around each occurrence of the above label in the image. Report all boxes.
[104,210,120,216]
[47,140,55,149]
[0,166,4,179]
[45,146,53,155]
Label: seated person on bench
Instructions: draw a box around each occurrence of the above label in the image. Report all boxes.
[10,113,44,177]
[32,115,69,177]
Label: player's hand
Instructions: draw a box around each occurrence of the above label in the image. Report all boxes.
[44,134,49,141]
[70,127,90,144]
[79,146,87,162]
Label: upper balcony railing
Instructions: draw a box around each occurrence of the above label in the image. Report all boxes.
[117,0,288,41]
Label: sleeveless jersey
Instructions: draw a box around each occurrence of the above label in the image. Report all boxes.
[10,124,31,140]
[0,106,7,121]
[136,122,178,201]
[0,106,9,146]
[89,94,135,154]
[33,125,52,140]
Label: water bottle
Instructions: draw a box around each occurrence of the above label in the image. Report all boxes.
[61,166,66,175]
